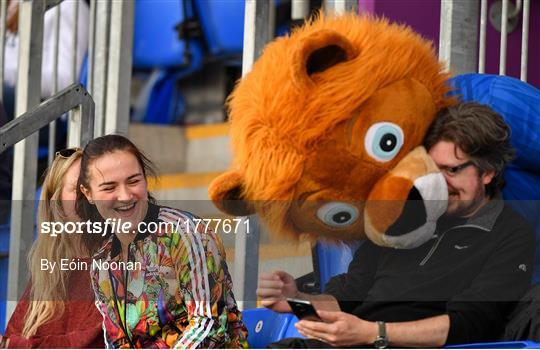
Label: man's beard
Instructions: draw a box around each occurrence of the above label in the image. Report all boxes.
[446,187,487,218]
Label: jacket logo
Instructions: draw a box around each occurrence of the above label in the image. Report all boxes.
[519,264,527,272]
[145,264,159,277]
[454,244,469,250]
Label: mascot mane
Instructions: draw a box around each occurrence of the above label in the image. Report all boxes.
[228,13,452,204]
[211,13,455,245]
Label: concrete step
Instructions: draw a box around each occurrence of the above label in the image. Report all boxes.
[148,171,221,201]
[128,122,231,174]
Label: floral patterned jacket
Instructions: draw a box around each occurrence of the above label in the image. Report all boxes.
[91,203,248,348]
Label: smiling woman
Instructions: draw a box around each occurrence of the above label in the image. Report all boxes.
[75,135,248,349]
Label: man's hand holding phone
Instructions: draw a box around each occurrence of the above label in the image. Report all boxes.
[257,271,340,316]
[287,298,322,321]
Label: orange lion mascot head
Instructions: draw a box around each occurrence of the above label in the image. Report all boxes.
[209,14,455,249]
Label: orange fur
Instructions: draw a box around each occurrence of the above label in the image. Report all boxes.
[211,13,454,242]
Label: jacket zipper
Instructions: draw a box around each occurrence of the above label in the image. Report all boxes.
[418,224,490,266]
[124,243,132,347]
[109,243,135,348]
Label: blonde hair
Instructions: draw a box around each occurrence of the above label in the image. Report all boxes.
[22,149,86,337]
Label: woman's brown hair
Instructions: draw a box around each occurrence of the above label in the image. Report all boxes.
[76,134,157,253]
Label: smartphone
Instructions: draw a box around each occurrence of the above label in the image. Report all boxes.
[286,298,322,321]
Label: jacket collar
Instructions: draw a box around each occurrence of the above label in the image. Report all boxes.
[461,197,504,232]
[110,201,160,258]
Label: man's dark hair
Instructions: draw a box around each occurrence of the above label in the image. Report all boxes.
[424,102,515,197]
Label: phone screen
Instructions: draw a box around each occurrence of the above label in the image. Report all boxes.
[287,298,322,321]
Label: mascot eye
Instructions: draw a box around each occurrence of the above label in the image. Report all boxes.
[316,202,359,228]
[364,122,404,162]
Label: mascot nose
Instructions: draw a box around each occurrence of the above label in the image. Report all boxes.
[386,186,426,237]
[364,147,449,249]
[380,171,448,248]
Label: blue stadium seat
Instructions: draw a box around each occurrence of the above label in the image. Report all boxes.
[283,315,305,339]
[132,0,204,124]
[447,341,540,348]
[133,0,203,70]
[193,0,245,57]
[315,240,359,291]
[448,74,540,284]
[242,308,295,348]
[131,1,287,124]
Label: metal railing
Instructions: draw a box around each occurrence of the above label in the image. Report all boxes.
[0,0,132,323]
[0,83,94,322]
[88,0,133,137]
[439,0,531,82]
[0,84,94,154]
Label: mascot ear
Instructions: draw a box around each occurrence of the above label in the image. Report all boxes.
[208,170,256,216]
[291,29,358,88]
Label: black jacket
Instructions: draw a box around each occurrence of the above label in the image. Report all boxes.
[325,200,535,345]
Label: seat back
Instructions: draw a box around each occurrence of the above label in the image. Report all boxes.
[283,315,305,339]
[242,308,295,348]
[315,241,361,291]
[193,0,245,57]
[449,74,540,283]
[133,0,203,69]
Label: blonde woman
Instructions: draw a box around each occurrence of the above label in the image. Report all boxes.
[0,148,104,348]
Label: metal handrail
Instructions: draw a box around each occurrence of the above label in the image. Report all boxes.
[0,83,94,153]
[1,83,94,323]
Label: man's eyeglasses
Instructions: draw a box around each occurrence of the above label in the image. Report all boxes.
[55,147,81,159]
[439,161,474,176]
